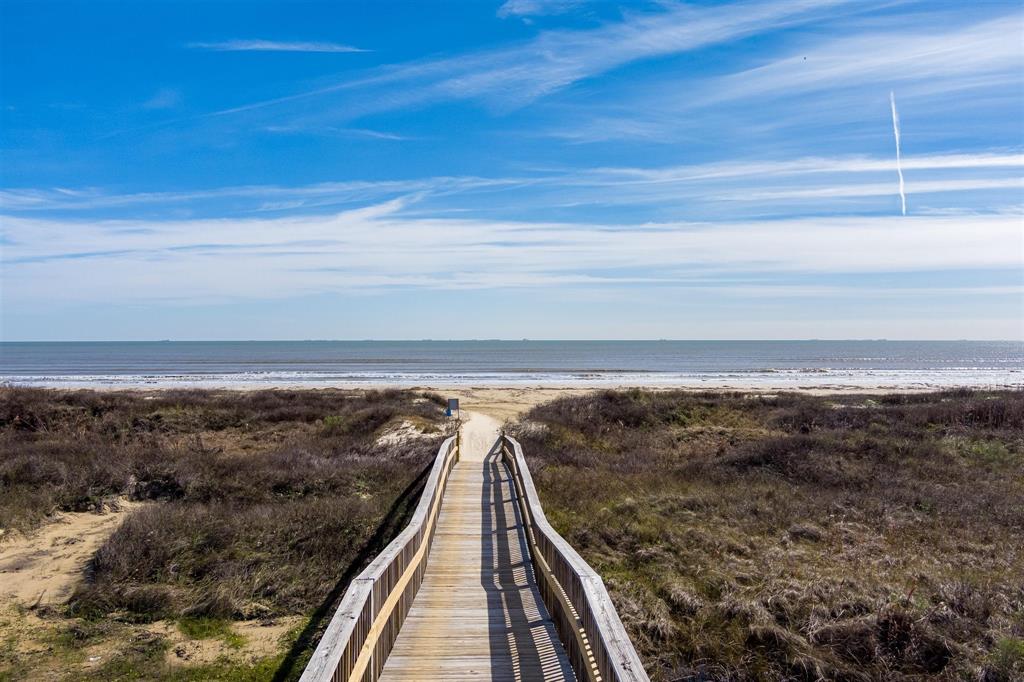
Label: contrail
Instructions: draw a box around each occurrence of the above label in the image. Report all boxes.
[890,91,906,215]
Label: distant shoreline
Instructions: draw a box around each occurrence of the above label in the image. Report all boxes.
[3,379,1021,394]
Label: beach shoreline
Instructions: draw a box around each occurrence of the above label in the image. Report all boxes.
[4,378,1020,391]
[3,340,1019,396]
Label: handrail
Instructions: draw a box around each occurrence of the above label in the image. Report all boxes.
[300,435,459,682]
[500,434,650,682]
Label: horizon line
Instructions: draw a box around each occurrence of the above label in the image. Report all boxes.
[2,338,1020,344]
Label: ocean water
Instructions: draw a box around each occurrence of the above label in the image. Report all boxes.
[1,340,1021,389]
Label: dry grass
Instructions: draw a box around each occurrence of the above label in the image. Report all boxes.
[0,387,452,680]
[511,389,1024,681]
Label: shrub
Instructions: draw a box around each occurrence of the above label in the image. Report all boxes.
[511,389,1024,681]
[0,387,450,627]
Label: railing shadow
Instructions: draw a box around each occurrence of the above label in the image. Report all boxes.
[272,459,435,682]
[482,448,514,673]
[483,440,575,680]
[500,435,651,682]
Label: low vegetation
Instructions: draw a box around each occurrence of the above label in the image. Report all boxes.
[0,387,452,680]
[511,389,1024,681]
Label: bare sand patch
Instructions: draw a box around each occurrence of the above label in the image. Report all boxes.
[401,385,951,427]
[0,506,302,678]
[0,602,303,679]
[0,499,299,677]
[374,416,439,447]
[157,616,305,667]
[457,410,502,461]
[0,500,146,679]
[0,499,144,609]
[416,385,921,425]
[427,386,594,423]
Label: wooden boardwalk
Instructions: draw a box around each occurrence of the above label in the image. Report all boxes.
[379,414,576,681]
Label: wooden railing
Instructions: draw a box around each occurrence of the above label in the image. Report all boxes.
[500,435,650,682]
[299,435,459,682]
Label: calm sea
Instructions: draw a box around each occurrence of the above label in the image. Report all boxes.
[1,340,1021,389]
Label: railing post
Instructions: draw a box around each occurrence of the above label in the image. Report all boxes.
[368,587,376,682]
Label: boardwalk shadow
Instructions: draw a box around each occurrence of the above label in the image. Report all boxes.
[481,442,576,681]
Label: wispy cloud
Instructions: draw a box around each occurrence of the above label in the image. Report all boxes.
[188,39,366,53]
[581,153,1024,184]
[141,87,183,110]
[206,0,863,120]
[556,153,1023,216]
[262,125,412,141]
[720,178,1022,201]
[701,13,1024,105]
[3,151,1020,218]
[537,11,1024,144]
[3,201,1020,305]
[497,0,585,19]
[0,177,525,213]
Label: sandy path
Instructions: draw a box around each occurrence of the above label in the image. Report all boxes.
[457,410,503,462]
[429,385,928,424]
[444,387,593,424]
[0,501,142,608]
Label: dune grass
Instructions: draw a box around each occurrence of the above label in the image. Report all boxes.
[511,389,1024,681]
[0,387,452,680]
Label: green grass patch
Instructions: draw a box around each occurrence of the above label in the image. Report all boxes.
[0,632,29,682]
[177,617,246,649]
[177,617,232,640]
[163,653,284,681]
[78,633,169,681]
[989,638,1024,678]
[952,437,1021,466]
[320,414,346,434]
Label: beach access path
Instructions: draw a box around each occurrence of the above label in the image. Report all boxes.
[378,411,576,680]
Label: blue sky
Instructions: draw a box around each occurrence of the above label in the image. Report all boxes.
[1,0,1021,340]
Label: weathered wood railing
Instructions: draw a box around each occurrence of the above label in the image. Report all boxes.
[300,435,459,682]
[500,434,650,682]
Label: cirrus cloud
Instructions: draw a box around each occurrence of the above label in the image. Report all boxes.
[188,39,366,53]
